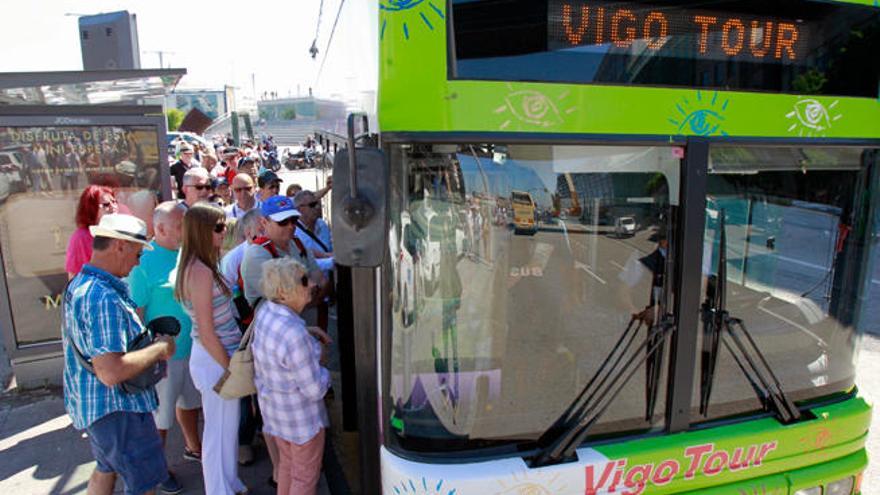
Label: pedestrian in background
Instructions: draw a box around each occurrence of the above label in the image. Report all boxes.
[253,258,332,495]
[170,143,196,199]
[66,185,119,279]
[125,202,201,494]
[180,167,212,209]
[256,170,281,204]
[62,214,176,495]
[226,173,258,220]
[175,203,247,495]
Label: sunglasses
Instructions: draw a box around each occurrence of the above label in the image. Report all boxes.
[214,222,227,234]
[274,217,297,227]
[99,201,117,209]
[233,186,253,192]
[187,184,212,191]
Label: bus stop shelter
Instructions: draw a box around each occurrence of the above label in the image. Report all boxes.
[0,69,184,388]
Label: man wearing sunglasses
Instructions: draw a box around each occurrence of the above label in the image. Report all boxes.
[240,196,327,312]
[225,173,257,220]
[170,143,196,199]
[180,167,212,209]
[293,190,334,272]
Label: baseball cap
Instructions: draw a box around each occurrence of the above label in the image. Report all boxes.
[179,143,194,153]
[260,195,300,222]
[257,170,281,188]
[89,214,154,250]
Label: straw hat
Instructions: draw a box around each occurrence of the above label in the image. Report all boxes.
[89,214,154,250]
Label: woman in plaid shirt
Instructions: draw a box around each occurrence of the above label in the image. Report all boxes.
[252,258,332,495]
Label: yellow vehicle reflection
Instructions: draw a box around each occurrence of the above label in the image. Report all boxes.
[511,190,537,235]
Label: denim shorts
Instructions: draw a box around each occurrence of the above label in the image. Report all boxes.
[86,411,167,495]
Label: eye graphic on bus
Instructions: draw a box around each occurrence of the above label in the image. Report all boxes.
[496,88,576,130]
[380,0,445,41]
[494,472,567,495]
[668,91,730,137]
[786,98,842,137]
[381,0,425,11]
[495,482,556,495]
[391,477,456,494]
[679,109,725,136]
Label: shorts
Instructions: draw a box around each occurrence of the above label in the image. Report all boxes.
[86,411,168,495]
[153,358,201,430]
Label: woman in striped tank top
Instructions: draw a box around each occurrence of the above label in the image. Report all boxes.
[175,203,247,495]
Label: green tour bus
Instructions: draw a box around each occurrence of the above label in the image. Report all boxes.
[327,1,880,493]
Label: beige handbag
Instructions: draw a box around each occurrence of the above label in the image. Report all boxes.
[213,305,260,399]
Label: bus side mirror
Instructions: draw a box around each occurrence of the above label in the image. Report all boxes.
[331,147,389,267]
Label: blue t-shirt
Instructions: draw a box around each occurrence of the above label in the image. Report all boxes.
[125,241,193,360]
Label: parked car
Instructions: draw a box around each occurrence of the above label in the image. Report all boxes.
[614,216,637,237]
[0,151,27,202]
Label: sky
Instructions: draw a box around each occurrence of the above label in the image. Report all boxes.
[0,0,378,104]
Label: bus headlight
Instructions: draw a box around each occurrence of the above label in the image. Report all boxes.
[826,476,855,495]
[793,488,821,495]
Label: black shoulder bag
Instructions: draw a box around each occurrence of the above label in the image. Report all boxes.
[64,283,179,394]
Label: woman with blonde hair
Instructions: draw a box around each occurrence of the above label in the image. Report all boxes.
[175,203,247,495]
[252,257,332,495]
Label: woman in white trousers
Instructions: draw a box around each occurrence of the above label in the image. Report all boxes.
[176,203,247,495]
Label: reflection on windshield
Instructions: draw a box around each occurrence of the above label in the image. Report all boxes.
[388,144,678,451]
[695,146,871,422]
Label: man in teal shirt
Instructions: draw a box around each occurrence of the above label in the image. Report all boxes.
[126,201,201,492]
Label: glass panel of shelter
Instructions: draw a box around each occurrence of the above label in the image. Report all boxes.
[0,125,163,346]
[387,143,683,451]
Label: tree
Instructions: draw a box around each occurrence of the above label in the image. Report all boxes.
[166,108,185,131]
[281,108,297,120]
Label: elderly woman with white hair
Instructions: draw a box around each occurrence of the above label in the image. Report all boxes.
[252,257,332,495]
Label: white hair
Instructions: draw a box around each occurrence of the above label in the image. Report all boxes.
[182,166,210,185]
[260,257,308,302]
[153,200,185,227]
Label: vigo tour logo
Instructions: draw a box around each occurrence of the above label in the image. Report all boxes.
[585,441,778,495]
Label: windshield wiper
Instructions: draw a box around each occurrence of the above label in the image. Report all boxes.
[698,209,801,424]
[532,314,675,467]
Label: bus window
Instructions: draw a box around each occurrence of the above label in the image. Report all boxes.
[695,146,874,423]
[387,144,681,453]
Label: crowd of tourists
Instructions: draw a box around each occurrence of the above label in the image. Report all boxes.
[61,134,339,495]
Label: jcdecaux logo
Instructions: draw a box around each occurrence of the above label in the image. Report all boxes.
[585,441,778,495]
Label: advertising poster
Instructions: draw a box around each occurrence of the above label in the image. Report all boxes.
[0,125,163,346]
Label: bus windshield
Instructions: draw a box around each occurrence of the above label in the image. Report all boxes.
[694,146,871,422]
[387,143,680,452]
[386,143,872,454]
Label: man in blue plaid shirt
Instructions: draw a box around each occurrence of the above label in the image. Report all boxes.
[62,214,177,495]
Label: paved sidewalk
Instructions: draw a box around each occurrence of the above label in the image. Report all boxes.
[1,336,878,494]
[0,386,326,494]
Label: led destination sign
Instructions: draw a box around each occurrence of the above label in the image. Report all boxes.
[453,0,880,97]
[549,1,807,63]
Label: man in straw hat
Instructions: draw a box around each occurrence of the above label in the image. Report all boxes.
[62,213,178,495]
